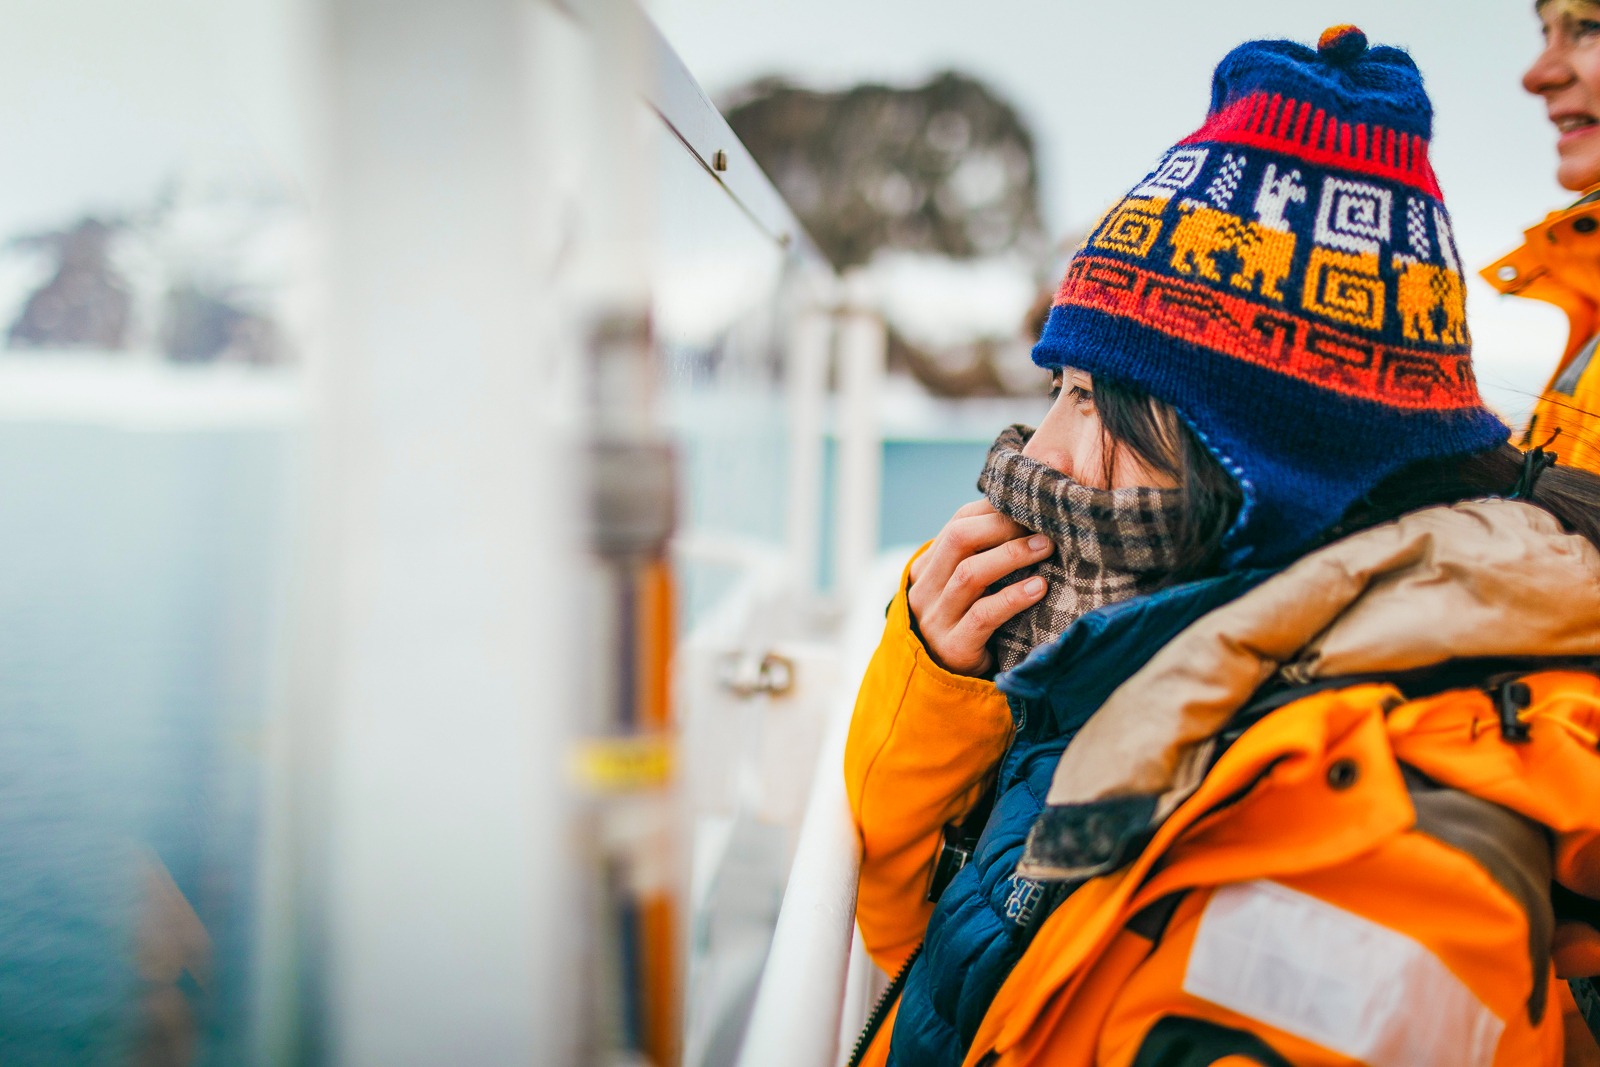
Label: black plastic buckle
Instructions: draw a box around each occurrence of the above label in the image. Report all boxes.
[926,784,996,903]
[926,822,974,903]
[1496,678,1533,743]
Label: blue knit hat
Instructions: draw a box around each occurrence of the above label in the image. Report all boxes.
[1033,26,1509,566]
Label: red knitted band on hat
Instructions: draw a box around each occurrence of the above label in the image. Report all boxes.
[1180,92,1442,197]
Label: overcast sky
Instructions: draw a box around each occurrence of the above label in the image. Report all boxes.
[648,0,1574,422]
[0,0,311,236]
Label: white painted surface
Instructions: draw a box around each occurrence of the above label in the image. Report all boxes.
[311,1,573,1062]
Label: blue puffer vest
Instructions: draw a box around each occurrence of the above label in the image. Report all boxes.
[885,568,1274,1067]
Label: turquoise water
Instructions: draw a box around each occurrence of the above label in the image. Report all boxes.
[0,421,296,1064]
[880,440,991,547]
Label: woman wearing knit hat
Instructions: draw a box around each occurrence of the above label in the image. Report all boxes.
[843,26,1600,1067]
[1486,0,1600,472]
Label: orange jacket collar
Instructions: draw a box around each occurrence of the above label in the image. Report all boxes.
[1481,185,1600,369]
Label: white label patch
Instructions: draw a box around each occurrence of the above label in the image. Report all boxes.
[1183,880,1504,1067]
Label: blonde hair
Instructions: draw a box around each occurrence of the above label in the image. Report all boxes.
[1540,0,1600,17]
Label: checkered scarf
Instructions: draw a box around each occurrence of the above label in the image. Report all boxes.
[977,424,1184,672]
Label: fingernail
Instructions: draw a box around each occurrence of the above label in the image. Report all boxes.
[1028,535,1049,551]
[1024,577,1045,595]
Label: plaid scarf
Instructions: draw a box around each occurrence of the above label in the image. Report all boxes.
[977,424,1183,672]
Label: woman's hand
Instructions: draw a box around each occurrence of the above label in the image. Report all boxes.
[906,500,1054,677]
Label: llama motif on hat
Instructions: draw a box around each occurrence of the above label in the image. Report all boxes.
[1033,26,1508,565]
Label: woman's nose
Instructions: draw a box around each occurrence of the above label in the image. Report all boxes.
[1525,40,1575,97]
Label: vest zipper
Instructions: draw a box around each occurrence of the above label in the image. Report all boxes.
[846,942,922,1067]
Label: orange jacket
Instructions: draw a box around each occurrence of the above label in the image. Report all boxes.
[844,549,1012,974]
[964,675,1600,1066]
[1482,188,1600,471]
[844,500,1600,1066]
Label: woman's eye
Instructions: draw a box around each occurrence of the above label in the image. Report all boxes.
[1578,18,1600,38]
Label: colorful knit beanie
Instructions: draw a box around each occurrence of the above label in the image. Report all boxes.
[1032,26,1509,566]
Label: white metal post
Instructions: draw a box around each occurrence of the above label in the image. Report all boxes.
[310,1,576,1063]
[833,284,885,600]
[785,306,833,596]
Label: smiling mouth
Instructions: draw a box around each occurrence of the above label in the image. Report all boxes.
[1557,114,1600,141]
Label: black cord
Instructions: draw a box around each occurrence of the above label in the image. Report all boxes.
[1510,429,1562,501]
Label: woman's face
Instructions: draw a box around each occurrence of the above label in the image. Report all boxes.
[1022,370,1178,490]
[1526,3,1600,191]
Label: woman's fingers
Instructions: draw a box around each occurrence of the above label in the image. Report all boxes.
[912,510,1030,600]
[910,499,998,583]
[907,501,1045,678]
[909,548,926,583]
[920,533,1055,635]
[948,574,1049,652]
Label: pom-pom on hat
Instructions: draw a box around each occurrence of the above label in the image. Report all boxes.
[1317,24,1368,63]
[1033,26,1507,566]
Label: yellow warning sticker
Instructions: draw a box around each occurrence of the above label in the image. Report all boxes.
[569,735,675,792]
